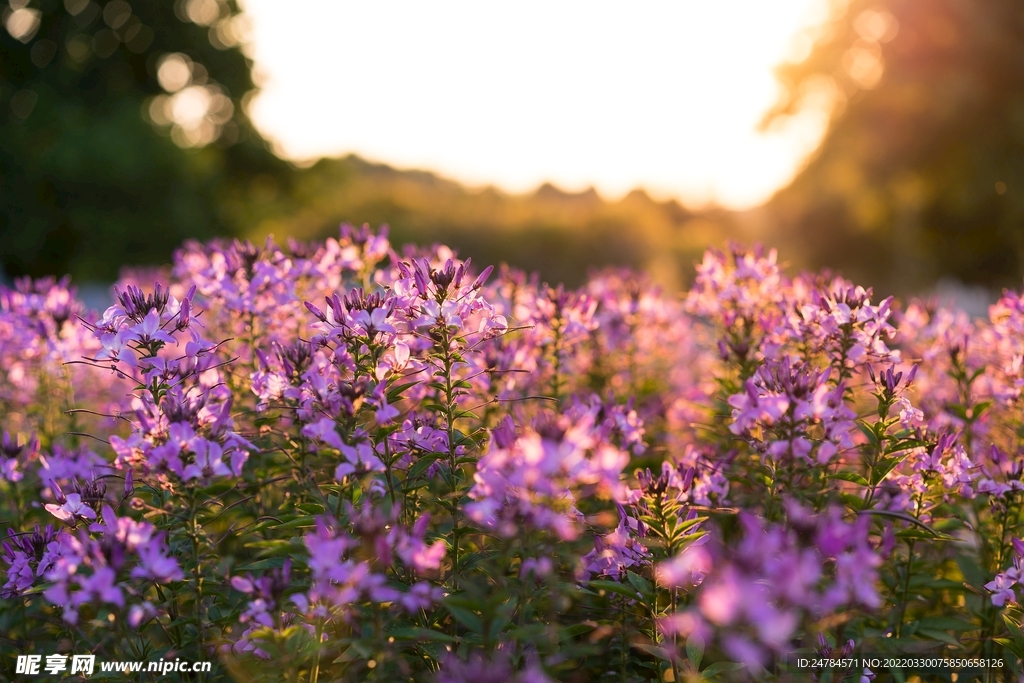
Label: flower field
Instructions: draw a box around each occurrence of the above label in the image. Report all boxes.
[3,225,1024,682]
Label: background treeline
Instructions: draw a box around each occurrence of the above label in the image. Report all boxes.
[3,0,1022,296]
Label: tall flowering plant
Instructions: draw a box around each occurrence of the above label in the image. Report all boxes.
[1,227,1024,682]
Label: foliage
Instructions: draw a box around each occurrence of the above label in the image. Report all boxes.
[0,0,734,291]
[764,0,1024,294]
[243,156,725,292]
[2,228,1024,682]
[0,0,290,281]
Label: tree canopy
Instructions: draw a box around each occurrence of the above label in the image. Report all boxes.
[6,0,1021,294]
[0,0,290,280]
[763,0,1024,294]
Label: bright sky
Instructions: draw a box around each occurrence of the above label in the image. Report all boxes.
[239,0,832,209]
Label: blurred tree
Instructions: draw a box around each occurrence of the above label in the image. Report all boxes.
[0,0,290,280]
[763,0,1024,294]
[244,154,731,290]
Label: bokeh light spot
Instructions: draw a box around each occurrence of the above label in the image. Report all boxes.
[63,0,90,15]
[5,7,41,43]
[65,33,91,62]
[854,9,898,43]
[157,53,193,92]
[10,89,38,120]
[182,0,222,26]
[102,0,131,30]
[843,43,884,89]
[30,39,57,68]
[91,28,119,59]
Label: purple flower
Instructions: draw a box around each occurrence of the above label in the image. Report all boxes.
[986,539,1024,606]
[396,514,446,573]
[1,525,62,597]
[181,439,231,481]
[45,493,97,526]
[74,565,124,608]
[436,650,552,683]
[657,544,711,589]
[986,573,1016,607]
[127,309,176,347]
[398,581,444,612]
[0,431,36,482]
[130,533,183,582]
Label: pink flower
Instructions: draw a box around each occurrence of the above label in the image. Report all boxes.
[398,582,444,612]
[302,418,344,451]
[45,493,96,526]
[396,515,446,573]
[656,545,712,588]
[126,308,176,347]
[986,573,1017,607]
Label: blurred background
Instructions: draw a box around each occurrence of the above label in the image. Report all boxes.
[1,0,1021,304]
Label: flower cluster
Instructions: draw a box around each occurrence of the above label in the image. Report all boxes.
[728,356,854,465]
[5,226,1024,682]
[986,538,1024,607]
[666,505,882,668]
[467,401,632,541]
[41,505,181,625]
[300,509,446,616]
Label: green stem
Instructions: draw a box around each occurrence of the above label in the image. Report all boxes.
[311,617,323,683]
[440,328,461,589]
[862,419,887,511]
[620,601,628,683]
[383,436,397,510]
[895,539,916,637]
[551,319,563,401]
[188,488,205,680]
[982,501,1012,660]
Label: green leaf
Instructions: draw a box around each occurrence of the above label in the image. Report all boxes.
[386,380,420,402]
[915,617,976,631]
[626,570,653,598]
[407,453,443,480]
[674,515,707,535]
[872,453,912,485]
[559,623,596,641]
[883,437,927,455]
[686,634,705,669]
[858,509,955,539]
[945,403,969,421]
[857,420,880,446]
[386,627,459,643]
[332,640,374,663]
[915,628,962,647]
[1002,613,1024,644]
[993,637,1019,651]
[236,558,289,571]
[840,493,866,511]
[244,539,294,550]
[18,581,54,595]
[830,471,869,487]
[488,613,513,642]
[701,662,745,678]
[631,642,672,662]
[272,515,316,530]
[973,401,994,419]
[444,603,483,633]
[506,623,548,642]
[588,580,641,601]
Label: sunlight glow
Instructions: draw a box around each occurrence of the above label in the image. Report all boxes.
[239,0,832,209]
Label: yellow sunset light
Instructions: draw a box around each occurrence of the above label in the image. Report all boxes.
[240,0,833,209]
